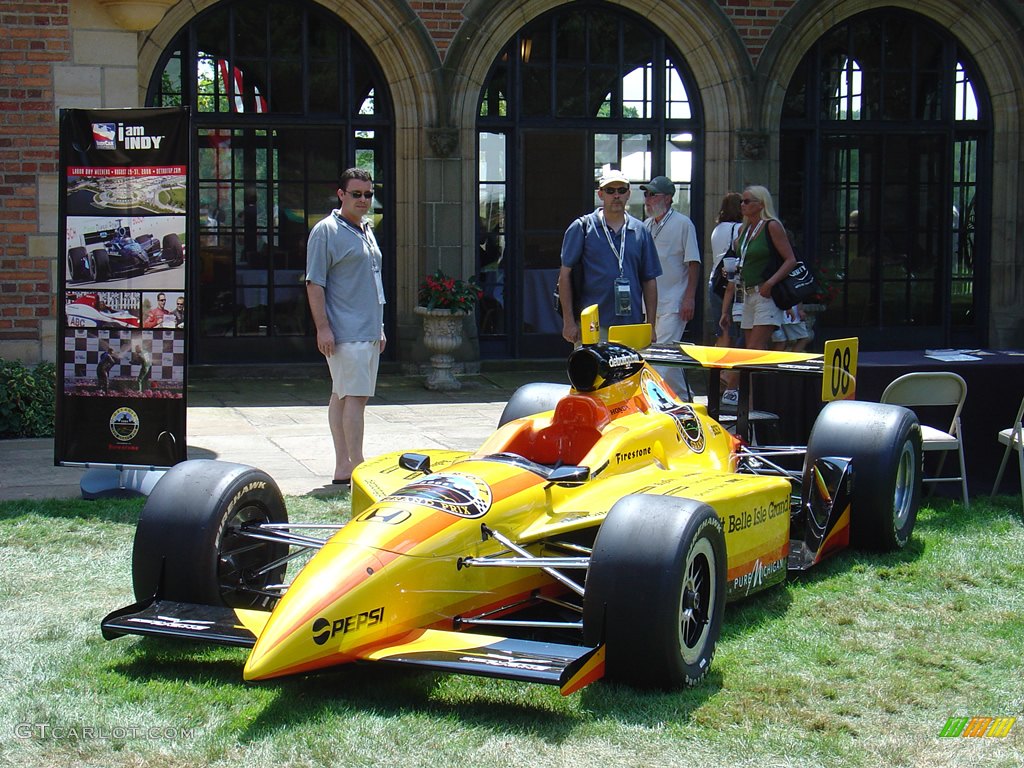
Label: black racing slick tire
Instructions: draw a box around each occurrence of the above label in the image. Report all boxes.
[497,382,570,427]
[67,246,94,282]
[131,460,289,609]
[804,400,922,551]
[92,249,110,281]
[162,232,184,266]
[583,495,727,688]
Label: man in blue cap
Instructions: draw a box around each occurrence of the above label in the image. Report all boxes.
[641,175,701,343]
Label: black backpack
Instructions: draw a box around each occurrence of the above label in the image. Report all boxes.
[552,214,589,317]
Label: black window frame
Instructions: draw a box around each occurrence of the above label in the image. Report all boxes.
[146,0,394,364]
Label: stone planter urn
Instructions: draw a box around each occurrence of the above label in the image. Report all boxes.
[414,306,468,391]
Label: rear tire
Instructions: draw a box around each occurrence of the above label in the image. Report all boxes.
[131,460,289,608]
[583,495,726,688]
[498,382,569,427]
[804,400,921,551]
[162,232,184,266]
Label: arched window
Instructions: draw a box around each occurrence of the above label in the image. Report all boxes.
[781,9,990,349]
[476,3,701,357]
[148,0,392,363]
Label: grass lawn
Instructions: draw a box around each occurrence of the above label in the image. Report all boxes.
[1,493,1021,768]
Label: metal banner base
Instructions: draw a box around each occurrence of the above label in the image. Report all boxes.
[80,468,166,500]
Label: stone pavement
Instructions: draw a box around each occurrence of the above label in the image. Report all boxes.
[0,369,563,501]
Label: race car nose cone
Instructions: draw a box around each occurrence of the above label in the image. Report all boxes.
[243,543,389,681]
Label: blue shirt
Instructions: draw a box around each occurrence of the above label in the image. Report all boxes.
[305,211,385,342]
[560,210,662,327]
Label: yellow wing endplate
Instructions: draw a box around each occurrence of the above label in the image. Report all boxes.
[607,322,652,350]
[821,337,858,401]
[579,304,601,345]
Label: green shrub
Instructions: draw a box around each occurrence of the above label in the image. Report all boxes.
[0,359,56,438]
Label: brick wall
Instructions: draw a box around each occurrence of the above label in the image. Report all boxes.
[411,1,798,65]
[410,0,468,60]
[718,0,797,65]
[0,2,69,356]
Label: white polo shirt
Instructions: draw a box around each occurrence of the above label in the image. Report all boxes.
[646,209,701,313]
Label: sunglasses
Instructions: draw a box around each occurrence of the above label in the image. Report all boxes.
[343,190,374,199]
[602,186,630,196]
[643,190,667,198]
[740,198,759,205]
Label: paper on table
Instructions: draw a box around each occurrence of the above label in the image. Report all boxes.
[924,349,982,362]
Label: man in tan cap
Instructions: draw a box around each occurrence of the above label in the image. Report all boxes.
[557,170,662,344]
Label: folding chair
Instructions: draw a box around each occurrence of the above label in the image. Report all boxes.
[991,393,1024,516]
[881,371,969,508]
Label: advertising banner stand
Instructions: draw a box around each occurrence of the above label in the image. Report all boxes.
[80,467,166,500]
[56,107,190,498]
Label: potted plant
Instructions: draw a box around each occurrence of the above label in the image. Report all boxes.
[414,270,482,391]
[416,270,482,312]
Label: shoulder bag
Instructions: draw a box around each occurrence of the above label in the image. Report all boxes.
[762,221,822,311]
[711,223,739,298]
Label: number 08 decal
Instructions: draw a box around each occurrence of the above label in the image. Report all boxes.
[822,338,858,402]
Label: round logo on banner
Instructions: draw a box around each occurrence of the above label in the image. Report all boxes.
[109,407,140,442]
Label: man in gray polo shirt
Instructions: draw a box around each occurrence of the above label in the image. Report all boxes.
[306,167,386,486]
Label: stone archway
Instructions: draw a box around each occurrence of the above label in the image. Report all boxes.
[757,0,1024,347]
[139,0,443,327]
[446,0,757,237]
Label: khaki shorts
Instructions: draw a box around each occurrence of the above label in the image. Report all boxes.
[773,320,811,343]
[740,286,784,330]
[327,341,380,398]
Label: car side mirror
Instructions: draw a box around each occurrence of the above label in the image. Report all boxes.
[546,465,590,486]
[399,452,432,475]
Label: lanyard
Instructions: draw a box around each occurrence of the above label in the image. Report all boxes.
[336,214,380,265]
[598,209,628,277]
[335,212,385,304]
[739,219,764,264]
[649,208,673,240]
[336,213,374,248]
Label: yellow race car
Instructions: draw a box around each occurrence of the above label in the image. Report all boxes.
[103,308,922,695]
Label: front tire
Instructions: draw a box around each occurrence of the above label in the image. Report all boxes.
[67,246,94,282]
[583,495,726,688]
[92,249,110,281]
[804,400,921,551]
[131,460,289,608]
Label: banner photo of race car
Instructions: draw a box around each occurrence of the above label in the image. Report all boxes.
[57,107,188,470]
[64,290,186,331]
[65,290,142,330]
[65,215,185,291]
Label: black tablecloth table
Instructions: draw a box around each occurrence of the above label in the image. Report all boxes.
[855,350,1024,495]
[753,350,1024,496]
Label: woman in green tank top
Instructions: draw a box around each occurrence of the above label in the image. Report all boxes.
[719,185,797,352]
